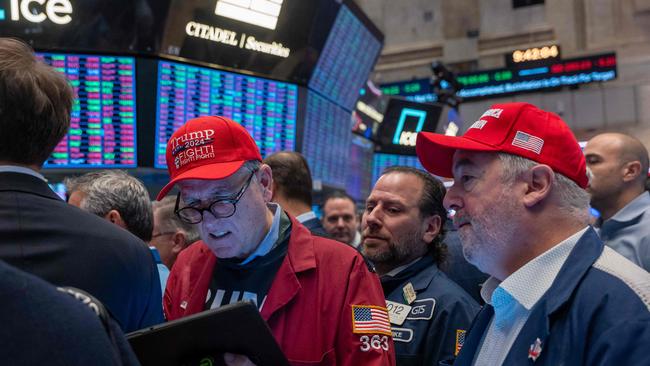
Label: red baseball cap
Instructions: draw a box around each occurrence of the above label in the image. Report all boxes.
[416,102,588,188]
[156,116,262,200]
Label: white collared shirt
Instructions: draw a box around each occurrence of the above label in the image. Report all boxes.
[473,227,589,366]
[295,211,317,224]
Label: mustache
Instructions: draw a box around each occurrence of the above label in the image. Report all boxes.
[452,212,471,228]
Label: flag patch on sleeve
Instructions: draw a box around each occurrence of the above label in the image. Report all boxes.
[352,305,392,336]
[455,329,467,356]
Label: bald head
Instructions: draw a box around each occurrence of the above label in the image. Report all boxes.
[585,133,649,219]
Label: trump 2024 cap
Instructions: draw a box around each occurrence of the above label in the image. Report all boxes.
[157,116,262,200]
[415,102,588,188]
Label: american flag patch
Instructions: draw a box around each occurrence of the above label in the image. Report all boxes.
[352,305,392,335]
[455,329,467,356]
[512,131,544,154]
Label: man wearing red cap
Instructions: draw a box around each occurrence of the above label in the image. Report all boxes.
[158,116,395,365]
[416,102,650,365]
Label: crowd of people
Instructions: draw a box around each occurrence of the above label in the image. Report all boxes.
[1,37,649,366]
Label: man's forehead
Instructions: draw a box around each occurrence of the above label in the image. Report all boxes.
[324,198,355,213]
[369,172,422,204]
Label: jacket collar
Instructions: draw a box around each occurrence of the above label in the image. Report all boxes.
[0,171,62,201]
[260,214,316,319]
[456,227,604,365]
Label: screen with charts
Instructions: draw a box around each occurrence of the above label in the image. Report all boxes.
[302,91,353,189]
[347,135,374,201]
[39,53,137,168]
[154,60,298,168]
[308,4,383,111]
[372,153,425,186]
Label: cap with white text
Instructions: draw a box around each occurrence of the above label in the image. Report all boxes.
[156,116,262,200]
[415,102,588,188]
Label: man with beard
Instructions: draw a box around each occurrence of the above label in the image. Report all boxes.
[362,166,479,365]
[416,102,650,365]
[584,133,650,271]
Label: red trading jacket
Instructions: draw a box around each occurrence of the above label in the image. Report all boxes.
[164,215,396,366]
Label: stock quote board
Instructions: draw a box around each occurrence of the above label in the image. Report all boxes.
[308,3,383,111]
[302,91,353,189]
[40,53,137,168]
[155,60,298,168]
[372,153,424,186]
[380,52,618,102]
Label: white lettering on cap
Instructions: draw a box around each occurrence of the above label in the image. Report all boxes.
[480,108,503,119]
[171,129,217,169]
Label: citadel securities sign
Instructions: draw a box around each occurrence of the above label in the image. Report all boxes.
[185,21,290,58]
[3,0,73,25]
[182,0,291,58]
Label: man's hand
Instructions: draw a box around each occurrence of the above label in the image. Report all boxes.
[223,353,257,366]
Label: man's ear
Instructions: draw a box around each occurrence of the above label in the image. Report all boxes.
[521,165,553,208]
[257,164,274,202]
[422,215,442,244]
[171,231,189,253]
[622,160,642,183]
[104,209,128,229]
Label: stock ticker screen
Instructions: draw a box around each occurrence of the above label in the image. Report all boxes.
[155,60,298,168]
[347,135,374,201]
[308,4,383,110]
[39,53,137,168]
[302,91,353,189]
[372,153,424,186]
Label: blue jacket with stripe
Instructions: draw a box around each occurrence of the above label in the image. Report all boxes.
[382,255,479,366]
[453,228,650,366]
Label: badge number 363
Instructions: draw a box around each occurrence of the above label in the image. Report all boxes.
[359,335,390,352]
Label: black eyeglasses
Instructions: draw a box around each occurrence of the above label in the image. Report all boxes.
[174,170,257,224]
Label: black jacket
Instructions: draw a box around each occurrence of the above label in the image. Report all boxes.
[0,172,163,332]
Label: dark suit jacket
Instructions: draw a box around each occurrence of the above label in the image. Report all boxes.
[0,260,139,365]
[0,172,163,332]
[300,217,330,238]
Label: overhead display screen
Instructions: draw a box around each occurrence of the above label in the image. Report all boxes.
[155,60,297,168]
[308,4,383,110]
[160,0,335,84]
[457,52,617,99]
[380,52,617,101]
[375,98,443,155]
[0,0,170,54]
[372,153,424,187]
[347,135,374,201]
[40,53,137,168]
[302,91,352,189]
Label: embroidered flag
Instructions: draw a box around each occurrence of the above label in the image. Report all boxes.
[352,305,392,335]
[528,337,543,361]
[455,329,467,356]
[512,131,544,154]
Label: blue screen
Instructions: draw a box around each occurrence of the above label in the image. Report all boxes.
[308,4,382,110]
[302,91,352,189]
[372,153,424,186]
[154,60,298,168]
[39,53,137,168]
[347,135,374,201]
